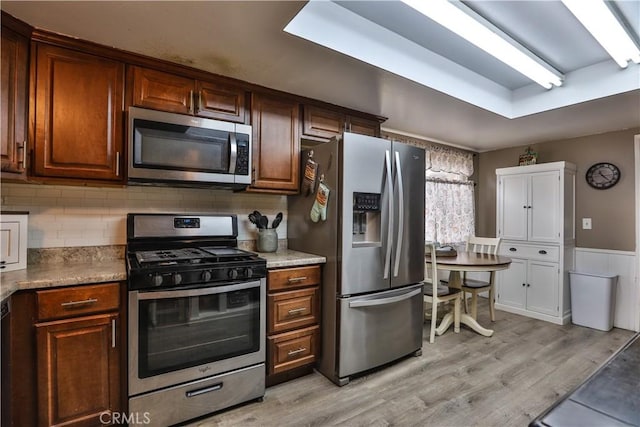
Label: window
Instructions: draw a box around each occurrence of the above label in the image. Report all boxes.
[424,146,475,245]
[382,131,475,246]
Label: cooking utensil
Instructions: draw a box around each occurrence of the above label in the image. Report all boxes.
[258,215,269,229]
[248,213,259,226]
[272,212,283,229]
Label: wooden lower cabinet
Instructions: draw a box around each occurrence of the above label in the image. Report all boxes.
[36,313,120,427]
[266,265,321,386]
[1,283,124,427]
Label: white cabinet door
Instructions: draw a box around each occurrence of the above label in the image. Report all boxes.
[0,221,20,266]
[529,171,560,243]
[498,174,528,241]
[497,258,527,309]
[526,260,559,316]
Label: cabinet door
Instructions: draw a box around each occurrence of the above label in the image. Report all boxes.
[526,260,559,316]
[36,313,120,427]
[1,28,28,178]
[196,80,246,123]
[34,44,124,181]
[529,171,560,242]
[496,257,527,309]
[131,66,194,115]
[250,93,300,192]
[347,115,379,137]
[497,174,528,240]
[302,105,344,141]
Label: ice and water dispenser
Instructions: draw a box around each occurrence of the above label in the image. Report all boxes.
[352,192,381,246]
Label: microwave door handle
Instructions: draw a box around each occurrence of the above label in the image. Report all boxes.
[228,132,237,174]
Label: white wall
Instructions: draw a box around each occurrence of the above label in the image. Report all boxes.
[574,248,638,332]
[0,183,287,248]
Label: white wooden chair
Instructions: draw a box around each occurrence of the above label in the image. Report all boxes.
[424,243,462,343]
[462,236,501,321]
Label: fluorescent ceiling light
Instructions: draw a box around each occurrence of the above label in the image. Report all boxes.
[401,0,563,89]
[561,0,640,68]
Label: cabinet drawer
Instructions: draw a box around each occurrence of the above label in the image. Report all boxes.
[268,286,320,334]
[267,325,319,375]
[500,243,559,262]
[268,265,321,291]
[36,282,120,321]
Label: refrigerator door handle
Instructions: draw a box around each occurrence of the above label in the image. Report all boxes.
[348,288,422,308]
[393,151,404,277]
[383,150,393,279]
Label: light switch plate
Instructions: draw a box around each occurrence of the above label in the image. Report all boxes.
[582,218,592,230]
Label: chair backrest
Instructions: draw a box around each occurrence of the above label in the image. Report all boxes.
[466,236,501,255]
[424,243,439,287]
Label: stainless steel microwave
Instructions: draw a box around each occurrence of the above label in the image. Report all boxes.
[128,107,252,188]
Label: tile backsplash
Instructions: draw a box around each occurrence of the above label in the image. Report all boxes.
[1,183,287,248]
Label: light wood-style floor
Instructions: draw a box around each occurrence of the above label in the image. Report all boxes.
[190,301,635,427]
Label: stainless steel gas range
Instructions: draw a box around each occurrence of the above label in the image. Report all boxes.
[126,213,266,426]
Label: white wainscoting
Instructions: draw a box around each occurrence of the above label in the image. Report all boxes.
[574,248,639,332]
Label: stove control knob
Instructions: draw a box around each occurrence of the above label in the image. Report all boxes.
[173,273,183,285]
[228,269,239,280]
[245,267,253,278]
[201,270,212,282]
[151,274,163,287]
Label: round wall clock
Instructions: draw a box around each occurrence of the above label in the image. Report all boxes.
[585,162,620,189]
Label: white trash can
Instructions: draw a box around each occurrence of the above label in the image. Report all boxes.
[569,271,617,331]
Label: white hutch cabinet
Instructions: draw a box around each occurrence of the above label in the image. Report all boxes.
[495,161,575,324]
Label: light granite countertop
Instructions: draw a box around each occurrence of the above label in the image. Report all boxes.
[0,249,325,301]
[253,249,326,269]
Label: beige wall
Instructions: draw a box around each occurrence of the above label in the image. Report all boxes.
[477,128,639,251]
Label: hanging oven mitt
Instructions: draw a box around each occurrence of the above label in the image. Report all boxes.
[302,151,318,196]
[310,181,330,222]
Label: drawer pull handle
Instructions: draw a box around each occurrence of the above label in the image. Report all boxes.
[61,298,98,308]
[185,383,223,398]
[538,250,547,255]
[509,248,517,252]
[287,276,308,283]
[0,261,6,264]
[287,307,306,315]
[287,347,307,357]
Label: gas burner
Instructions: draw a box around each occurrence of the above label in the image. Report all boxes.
[134,248,211,265]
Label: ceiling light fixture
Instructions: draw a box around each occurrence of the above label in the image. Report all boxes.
[400,0,563,89]
[561,0,640,68]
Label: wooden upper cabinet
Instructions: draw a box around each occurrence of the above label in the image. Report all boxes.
[1,27,29,179]
[250,93,300,193]
[130,66,247,123]
[302,104,380,142]
[302,105,344,141]
[347,115,379,137]
[131,66,193,115]
[33,43,125,181]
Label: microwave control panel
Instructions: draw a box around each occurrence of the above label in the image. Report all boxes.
[235,135,250,175]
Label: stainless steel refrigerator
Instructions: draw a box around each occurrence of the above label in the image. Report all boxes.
[288,132,425,386]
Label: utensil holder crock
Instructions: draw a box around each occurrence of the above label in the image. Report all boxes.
[257,228,278,253]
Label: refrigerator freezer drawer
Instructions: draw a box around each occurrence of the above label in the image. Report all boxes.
[338,284,423,379]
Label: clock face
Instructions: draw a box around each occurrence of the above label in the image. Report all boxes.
[586,162,620,189]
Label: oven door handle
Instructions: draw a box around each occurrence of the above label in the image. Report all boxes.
[136,280,261,300]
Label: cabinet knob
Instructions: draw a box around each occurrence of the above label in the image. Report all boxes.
[527,284,531,287]
[539,250,547,255]
[522,283,526,287]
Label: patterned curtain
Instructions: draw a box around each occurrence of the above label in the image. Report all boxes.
[425,181,475,245]
[424,146,475,245]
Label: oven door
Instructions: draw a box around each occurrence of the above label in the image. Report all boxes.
[128,279,265,396]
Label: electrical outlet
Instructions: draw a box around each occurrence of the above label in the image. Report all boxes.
[582,218,592,230]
